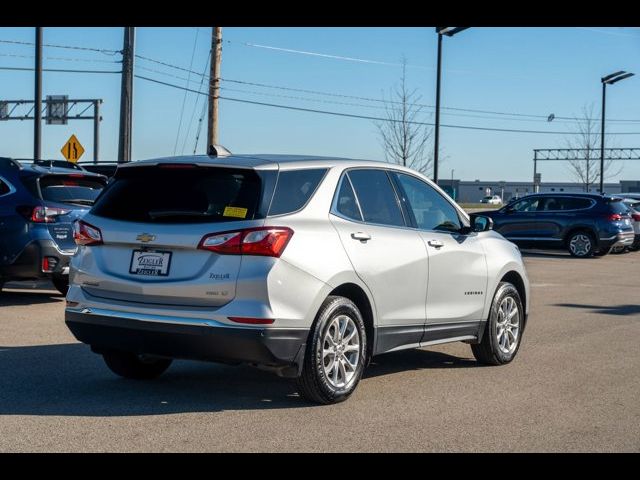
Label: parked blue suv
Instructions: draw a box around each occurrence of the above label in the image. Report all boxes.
[0,158,106,294]
[478,193,635,258]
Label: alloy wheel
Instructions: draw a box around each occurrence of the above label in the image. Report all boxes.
[322,314,361,388]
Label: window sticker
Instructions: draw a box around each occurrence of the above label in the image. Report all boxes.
[223,206,248,218]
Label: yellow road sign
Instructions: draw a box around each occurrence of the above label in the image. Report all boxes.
[60,134,85,163]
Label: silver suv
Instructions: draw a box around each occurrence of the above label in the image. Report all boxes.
[65,152,530,404]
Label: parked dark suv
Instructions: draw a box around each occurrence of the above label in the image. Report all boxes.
[478,193,635,257]
[0,158,106,294]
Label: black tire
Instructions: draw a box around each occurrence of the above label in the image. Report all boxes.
[611,246,627,254]
[102,350,172,380]
[567,230,596,258]
[51,274,69,296]
[472,282,524,366]
[296,296,367,404]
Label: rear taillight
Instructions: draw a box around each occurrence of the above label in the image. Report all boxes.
[30,205,71,223]
[606,214,624,221]
[198,227,294,257]
[632,213,640,222]
[73,220,103,246]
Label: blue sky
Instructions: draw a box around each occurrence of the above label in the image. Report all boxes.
[1,27,639,182]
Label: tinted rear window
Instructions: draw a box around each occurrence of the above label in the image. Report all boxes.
[348,169,405,227]
[607,199,631,215]
[268,169,327,216]
[91,166,261,223]
[39,175,105,206]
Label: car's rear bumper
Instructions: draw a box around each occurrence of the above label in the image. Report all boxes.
[65,308,308,377]
[600,231,635,249]
[0,240,73,280]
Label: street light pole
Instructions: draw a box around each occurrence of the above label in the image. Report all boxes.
[34,27,42,161]
[599,82,606,194]
[433,32,443,185]
[599,70,634,194]
[433,27,468,186]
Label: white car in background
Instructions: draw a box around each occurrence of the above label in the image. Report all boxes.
[480,195,503,205]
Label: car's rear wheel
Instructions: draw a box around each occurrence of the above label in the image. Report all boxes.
[51,274,69,296]
[102,350,172,380]
[296,296,367,404]
[472,282,524,365]
[567,231,596,258]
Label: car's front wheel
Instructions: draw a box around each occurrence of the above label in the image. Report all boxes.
[567,231,596,258]
[102,350,172,380]
[296,296,367,404]
[472,282,524,365]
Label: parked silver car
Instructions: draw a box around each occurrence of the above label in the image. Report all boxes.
[65,152,530,404]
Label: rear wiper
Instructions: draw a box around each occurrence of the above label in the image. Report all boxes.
[149,210,209,219]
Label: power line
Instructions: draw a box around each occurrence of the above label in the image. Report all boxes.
[133,52,640,123]
[0,39,121,55]
[0,66,121,74]
[173,27,201,156]
[134,74,640,135]
[184,49,212,155]
[0,51,121,63]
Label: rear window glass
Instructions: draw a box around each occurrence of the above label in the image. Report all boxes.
[39,175,105,206]
[91,166,261,224]
[607,199,631,215]
[347,169,405,227]
[268,169,327,216]
[557,197,593,210]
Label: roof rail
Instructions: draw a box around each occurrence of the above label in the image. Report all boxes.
[207,144,232,157]
[0,157,22,171]
[30,159,85,171]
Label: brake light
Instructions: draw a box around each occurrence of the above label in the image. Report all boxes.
[198,227,294,257]
[632,213,640,222]
[73,220,103,246]
[158,163,197,169]
[30,205,71,223]
[606,214,624,221]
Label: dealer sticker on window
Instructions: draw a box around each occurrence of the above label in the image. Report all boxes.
[223,206,248,218]
[129,250,172,276]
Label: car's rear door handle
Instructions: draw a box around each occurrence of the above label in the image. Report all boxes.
[351,232,371,242]
[428,239,444,248]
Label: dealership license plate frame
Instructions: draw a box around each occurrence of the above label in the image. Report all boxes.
[129,249,172,277]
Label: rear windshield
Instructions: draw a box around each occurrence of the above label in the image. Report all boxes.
[91,166,261,224]
[607,199,631,215]
[39,175,105,206]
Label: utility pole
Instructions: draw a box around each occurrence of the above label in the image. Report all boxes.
[34,27,42,160]
[207,27,222,152]
[118,27,135,163]
[93,99,102,163]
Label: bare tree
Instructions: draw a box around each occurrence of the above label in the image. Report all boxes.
[376,59,433,175]
[565,104,623,191]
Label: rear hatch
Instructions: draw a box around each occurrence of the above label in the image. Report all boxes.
[37,174,106,251]
[81,163,270,307]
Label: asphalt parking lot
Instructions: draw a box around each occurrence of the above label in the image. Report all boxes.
[1,251,639,452]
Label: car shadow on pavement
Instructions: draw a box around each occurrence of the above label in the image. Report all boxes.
[0,343,477,415]
[364,348,479,379]
[554,303,640,316]
[0,290,64,307]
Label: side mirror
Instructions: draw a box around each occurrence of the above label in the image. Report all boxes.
[503,205,515,214]
[471,214,493,232]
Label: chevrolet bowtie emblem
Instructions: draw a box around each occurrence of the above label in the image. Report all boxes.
[136,233,156,243]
